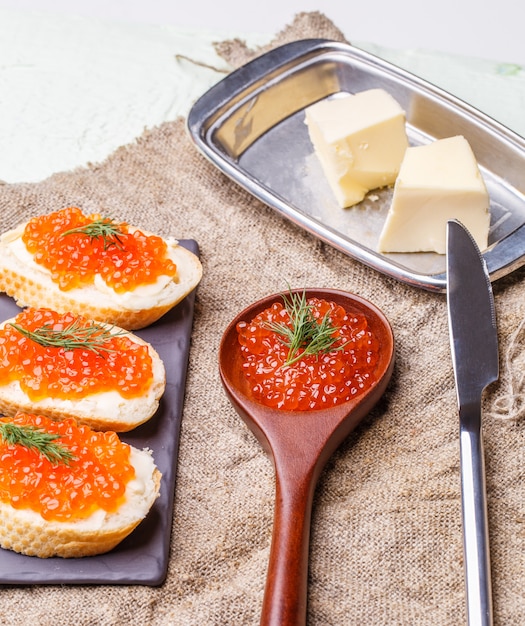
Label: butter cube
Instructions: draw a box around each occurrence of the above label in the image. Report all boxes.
[305,89,409,208]
[378,135,490,254]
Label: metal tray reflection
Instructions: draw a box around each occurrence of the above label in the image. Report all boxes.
[187,39,525,292]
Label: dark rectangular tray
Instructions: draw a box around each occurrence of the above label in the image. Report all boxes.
[0,239,199,586]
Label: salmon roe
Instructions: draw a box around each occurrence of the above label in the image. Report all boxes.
[0,308,153,402]
[237,297,380,411]
[22,206,177,292]
[0,413,135,521]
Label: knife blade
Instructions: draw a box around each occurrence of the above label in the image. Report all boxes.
[447,219,499,626]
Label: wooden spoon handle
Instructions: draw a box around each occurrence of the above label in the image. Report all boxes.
[260,469,315,626]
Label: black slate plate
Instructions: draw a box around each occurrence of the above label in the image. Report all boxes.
[0,239,199,586]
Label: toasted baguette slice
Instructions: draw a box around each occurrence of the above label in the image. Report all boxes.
[0,445,161,558]
[0,220,202,330]
[0,314,166,432]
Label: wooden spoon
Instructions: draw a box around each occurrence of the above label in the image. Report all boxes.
[219,288,395,626]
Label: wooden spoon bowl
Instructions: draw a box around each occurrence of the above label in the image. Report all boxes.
[219,288,395,626]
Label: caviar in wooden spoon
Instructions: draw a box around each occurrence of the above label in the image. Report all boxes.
[236,291,380,410]
[221,288,394,626]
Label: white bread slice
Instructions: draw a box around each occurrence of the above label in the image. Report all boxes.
[0,315,166,432]
[0,221,202,330]
[0,445,161,558]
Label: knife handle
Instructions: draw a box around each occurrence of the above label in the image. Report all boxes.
[460,412,493,626]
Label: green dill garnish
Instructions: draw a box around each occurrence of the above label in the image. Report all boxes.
[264,289,347,366]
[61,217,125,249]
[0,422,76,465]
[9,318,128,355]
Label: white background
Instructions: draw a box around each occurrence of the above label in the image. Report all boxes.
[0,0,524,64]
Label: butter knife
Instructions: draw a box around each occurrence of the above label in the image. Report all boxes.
[447,219,499,626]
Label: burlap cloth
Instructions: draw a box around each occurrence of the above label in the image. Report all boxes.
[0,11,524,626]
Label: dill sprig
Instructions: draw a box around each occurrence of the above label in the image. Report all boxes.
[0,422,76,465]
[61,217,125,249]
[264,290,347,366]
[9,318,128,355]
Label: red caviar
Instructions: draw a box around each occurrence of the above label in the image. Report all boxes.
[237,297,380,411]
[22,206,177,292]
[0,413,134,521]
[0,308,153,402]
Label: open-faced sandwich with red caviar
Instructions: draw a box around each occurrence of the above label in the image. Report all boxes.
[0,412,161,558]
[0,308,165,432]
[0,207,202,330]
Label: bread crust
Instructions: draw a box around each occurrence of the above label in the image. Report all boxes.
[0,222,202,330]
[0,448,161,558]
[0,317,166,432]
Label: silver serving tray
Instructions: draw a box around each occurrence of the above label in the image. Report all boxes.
[187,39,525,292]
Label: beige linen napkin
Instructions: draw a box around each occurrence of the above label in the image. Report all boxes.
[0,11,524,626]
